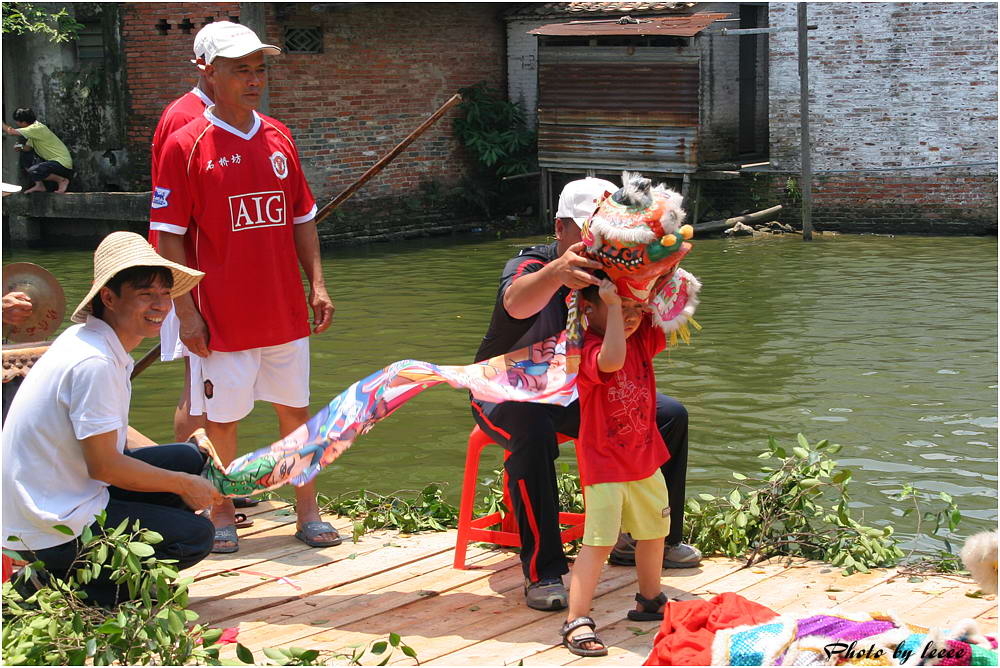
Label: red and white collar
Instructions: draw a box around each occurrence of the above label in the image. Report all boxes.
[203,106,261,140]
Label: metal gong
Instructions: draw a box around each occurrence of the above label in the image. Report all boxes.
[2,262,66,343]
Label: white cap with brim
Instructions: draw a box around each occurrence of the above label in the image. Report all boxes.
[190,20,225,68]
[555,176,619,227]
[202,21,281,65]
[71,232,205,324]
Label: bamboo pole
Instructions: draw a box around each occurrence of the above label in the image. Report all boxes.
[131,344,161,380]
[798,3,813,241]
[314,93,463,225]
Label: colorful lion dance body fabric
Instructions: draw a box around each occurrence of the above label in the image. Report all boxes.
[710,610,997,666]
[200,172,701,496]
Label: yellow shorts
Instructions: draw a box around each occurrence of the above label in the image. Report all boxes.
[582,471,671,547]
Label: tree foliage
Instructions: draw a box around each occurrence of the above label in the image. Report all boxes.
[1,2,83,42]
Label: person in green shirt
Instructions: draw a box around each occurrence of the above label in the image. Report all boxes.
[3,108,73,193]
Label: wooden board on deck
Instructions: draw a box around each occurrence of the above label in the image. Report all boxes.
[184,518,997,665]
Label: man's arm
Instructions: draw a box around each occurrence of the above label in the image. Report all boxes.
[292,221,333,334]
[81,430,222,510]
[157,231,211,357]
[502,241,602,319]
[2,123,21,137]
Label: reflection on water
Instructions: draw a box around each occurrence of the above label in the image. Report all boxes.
[5,234,997,542]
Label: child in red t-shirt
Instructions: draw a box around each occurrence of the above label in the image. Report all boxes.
[561,278,672,657]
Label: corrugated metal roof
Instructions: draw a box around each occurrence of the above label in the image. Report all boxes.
[529,12,729,37]
[505,2,696,20]
[538,125,697,172]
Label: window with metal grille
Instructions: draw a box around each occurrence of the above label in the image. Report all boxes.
[76,21,105,64]
[284,27,322,54]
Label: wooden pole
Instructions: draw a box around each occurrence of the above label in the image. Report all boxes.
[130,344,161,381]
[314,93,463,225]
[692,205,783,234]
[798,3,813,241]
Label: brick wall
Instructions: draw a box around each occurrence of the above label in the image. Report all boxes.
[122,3,507,244]
[122,3,241,181]
[767,2,998,232]
[262,3,506,203]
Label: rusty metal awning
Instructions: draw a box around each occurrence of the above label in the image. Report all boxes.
[528,12,729,38]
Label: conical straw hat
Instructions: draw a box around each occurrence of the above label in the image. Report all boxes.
[70,232,204,323]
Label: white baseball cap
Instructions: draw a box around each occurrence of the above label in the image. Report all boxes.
[201,21,281,66]
[555,177,618,227]
[190,21,222,67]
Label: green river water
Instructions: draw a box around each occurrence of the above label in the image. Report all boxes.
[5,233,998,546]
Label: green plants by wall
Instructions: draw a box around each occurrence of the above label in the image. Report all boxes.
[452,82,537,220]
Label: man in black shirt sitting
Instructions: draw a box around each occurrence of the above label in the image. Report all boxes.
[472,177,701,611]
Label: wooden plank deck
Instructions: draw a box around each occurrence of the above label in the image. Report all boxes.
[188,502,997,665]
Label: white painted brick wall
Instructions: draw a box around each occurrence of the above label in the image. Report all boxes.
[768,2,998,172]
[507,18,550,127]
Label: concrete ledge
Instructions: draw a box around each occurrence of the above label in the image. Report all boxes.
[2,191,151,221]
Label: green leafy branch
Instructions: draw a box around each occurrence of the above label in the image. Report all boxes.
[2,513,222,665]
[319,484,459,542]
[683,434,906,574]
[1,2,83,42]
[232,632,418,666]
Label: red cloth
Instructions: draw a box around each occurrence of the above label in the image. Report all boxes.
[150,110,316,352]
[643,592,779,666]
[577,316,668,486]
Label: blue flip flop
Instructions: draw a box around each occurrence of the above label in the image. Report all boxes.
[294,521,342,547]
[211,524,239,553]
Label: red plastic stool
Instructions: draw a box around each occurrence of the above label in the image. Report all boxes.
[453,425,586,569]
[2,554,14,583]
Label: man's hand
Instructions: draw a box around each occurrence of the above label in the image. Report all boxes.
[3,123,19,136]
[178,309,211,357]
[2,291,33,325]
[550,242,603,290]
[176,473,224,511]
[309,286,334,334]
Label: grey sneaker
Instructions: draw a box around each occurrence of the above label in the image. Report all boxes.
[523,576,568,611]
[608,533,703,569]
[663,542,702,568]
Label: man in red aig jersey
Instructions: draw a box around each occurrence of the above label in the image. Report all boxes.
[151,22,337,553]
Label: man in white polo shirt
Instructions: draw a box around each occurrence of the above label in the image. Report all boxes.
[2,232,221,607]
[151,22,336,553]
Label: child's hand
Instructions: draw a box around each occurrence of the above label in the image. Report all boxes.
[598,279,621,306]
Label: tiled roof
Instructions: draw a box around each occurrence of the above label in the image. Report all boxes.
[504,2,698,20]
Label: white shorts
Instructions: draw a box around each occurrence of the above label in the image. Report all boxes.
[188,337,310,423]
[158,307,185,362]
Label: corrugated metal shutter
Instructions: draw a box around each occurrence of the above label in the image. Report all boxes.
[537,47,700,172]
